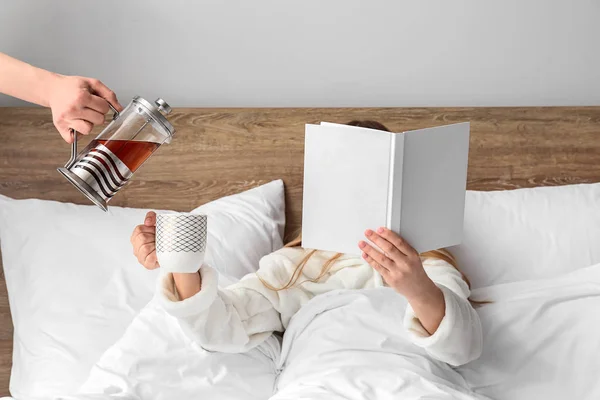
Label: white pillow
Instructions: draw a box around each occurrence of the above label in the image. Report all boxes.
[0,180,285,399]
[449,183,600,289]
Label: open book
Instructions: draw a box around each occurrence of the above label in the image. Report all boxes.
[302,121,470,256]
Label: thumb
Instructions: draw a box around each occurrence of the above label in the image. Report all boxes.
[145,211,156,226]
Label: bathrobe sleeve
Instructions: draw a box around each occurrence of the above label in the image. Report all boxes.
[403,258,483,366]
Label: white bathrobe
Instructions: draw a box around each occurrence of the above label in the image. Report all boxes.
[156,247,482,367]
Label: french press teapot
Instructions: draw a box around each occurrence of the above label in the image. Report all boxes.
[58,96,175,211]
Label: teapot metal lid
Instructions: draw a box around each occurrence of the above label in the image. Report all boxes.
[131,96,175,139]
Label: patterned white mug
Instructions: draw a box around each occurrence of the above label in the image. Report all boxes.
[156,213,208,273]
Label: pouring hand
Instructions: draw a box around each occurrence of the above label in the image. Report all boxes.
[0,52,123,143]
[46,74,124,143]
[131,211,160,270]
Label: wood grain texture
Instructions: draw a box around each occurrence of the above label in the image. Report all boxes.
[0,106,599,395]
[0,339,11,396]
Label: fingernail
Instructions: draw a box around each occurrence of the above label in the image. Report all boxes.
[145,218,151,224]
[358,241,366,249]
[362,252,368,259]
[377,227,384,233]
[365,229,373,236]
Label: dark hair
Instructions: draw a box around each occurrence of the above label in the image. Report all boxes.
[345,120,390,132]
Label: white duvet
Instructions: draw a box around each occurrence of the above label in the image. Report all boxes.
[59,300,280,400]
[60,265,600,400]
[458,263,600,400]
[272,288,485,400]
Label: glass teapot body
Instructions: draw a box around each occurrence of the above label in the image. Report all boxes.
[57,96,174,211]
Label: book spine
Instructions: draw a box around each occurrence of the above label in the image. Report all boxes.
[386,134,396,229]
[387,133,404,232]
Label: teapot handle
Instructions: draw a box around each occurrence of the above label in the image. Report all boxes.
[107,102,119,119]
[64,104,119,169]
[64,129,78,169]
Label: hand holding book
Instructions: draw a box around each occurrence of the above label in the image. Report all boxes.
[358,227,445,335]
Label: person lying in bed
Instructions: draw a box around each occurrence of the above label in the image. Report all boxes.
[130,121,482,370]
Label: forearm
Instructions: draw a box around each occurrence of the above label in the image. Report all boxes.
[403,261,483,366]
[173,271,202,300]
[406,281,446,335]
[0,52,59,106]
[157,266,284,353]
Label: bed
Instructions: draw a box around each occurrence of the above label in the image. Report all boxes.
[1,106,600,397]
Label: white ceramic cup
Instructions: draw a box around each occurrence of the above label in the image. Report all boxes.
[155,213,208,273]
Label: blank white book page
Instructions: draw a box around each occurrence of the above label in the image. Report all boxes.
[302,124,391,255]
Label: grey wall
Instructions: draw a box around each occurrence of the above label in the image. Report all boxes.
[1,0,599,107]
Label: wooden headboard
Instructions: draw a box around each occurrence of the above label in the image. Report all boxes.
[1,106,599,395]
